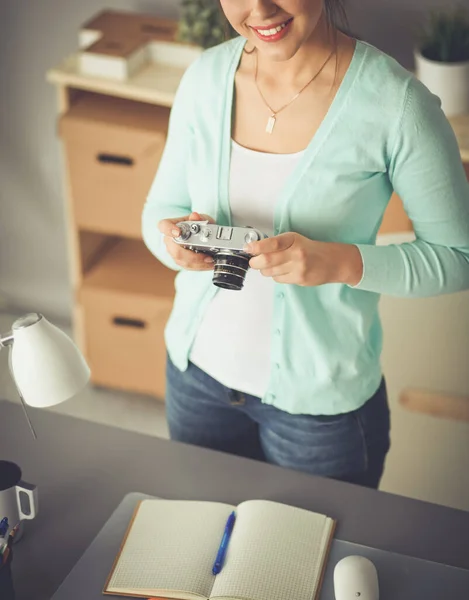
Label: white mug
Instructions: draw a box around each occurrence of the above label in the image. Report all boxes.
[0,461,37,541]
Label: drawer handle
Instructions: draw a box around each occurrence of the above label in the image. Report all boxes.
[97,153,134,167]
[113,317,146,329]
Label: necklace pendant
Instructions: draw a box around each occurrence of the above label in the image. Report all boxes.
[266,114,276,134]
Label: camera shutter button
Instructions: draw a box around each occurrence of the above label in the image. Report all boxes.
[200,228,212,242]
[244,230,260,244]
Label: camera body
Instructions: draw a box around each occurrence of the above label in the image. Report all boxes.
[173,220,268,291]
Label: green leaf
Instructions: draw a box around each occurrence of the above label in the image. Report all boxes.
[418,6,469,62]
[178,0,237,48]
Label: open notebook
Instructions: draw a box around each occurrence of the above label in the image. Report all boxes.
[104,498,336,600]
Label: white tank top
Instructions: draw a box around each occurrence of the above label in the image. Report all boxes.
[189,139,305,397]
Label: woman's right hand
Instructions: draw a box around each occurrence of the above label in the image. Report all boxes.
[158,212,216,271]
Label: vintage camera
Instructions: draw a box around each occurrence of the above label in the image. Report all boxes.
[173,220,268,291]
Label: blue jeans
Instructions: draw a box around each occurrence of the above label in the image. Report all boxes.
[166,358,391,489]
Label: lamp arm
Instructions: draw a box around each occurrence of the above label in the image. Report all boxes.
[0,332,14,348]
[0,330,38,439]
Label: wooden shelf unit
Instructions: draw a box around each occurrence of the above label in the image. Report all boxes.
[48,11,191,399]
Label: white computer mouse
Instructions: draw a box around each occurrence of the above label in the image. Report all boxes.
[333,555,379,600]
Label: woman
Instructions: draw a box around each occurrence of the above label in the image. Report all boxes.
[142,0,469,489]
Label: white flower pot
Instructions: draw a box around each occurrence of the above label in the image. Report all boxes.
[415,50,469,117]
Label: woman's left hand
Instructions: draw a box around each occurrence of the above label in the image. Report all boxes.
[246,232,364,287]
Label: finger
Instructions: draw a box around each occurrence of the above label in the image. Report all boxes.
[182,261,214,271]
[245,233,295,256]
[164,237,195,260]
[158,219,179,237]
[175,255,214,271]
[188,212,215,224]
[249,251,289,271]
[165,237,214,268]
[185,263,214,271]
[259,264,293,278]
[158,215,192,237]
[158,213,216,237]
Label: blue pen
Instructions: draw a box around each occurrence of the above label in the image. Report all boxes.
[212,511,236,575]
[0,518,9,538]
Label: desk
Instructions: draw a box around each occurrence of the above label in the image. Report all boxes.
[1,399,469,600]
[51,493,469,600]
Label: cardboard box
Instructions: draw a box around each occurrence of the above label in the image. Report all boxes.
[78,11,200,81]
[80,10,178,48]
[78,238,176,398]
[60,93,170,239]
[380,193,412,235]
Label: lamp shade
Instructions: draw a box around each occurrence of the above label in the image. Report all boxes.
[10,313,90,408]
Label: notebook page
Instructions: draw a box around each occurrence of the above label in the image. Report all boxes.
[210,500,334,600]
[106,499,234,597]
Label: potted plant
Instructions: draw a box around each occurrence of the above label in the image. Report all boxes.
[415,7,469,117]
[177,0,237,49]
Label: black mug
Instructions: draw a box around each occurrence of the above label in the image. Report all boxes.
[0,547,15,600]
[0,461,37,542]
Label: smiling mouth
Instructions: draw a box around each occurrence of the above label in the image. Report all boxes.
[252,17,294,37]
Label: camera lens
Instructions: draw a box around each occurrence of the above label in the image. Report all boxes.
[212,252,250,291]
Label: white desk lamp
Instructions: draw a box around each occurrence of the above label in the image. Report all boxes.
[0,313,90,437]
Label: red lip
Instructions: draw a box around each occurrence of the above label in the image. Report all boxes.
[251,17,293,32]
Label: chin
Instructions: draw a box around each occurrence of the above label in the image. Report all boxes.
[254,40,303,62]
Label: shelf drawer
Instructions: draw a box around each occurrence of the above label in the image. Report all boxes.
[78,238,176,398]
[79,292,171,398]
[60,93,170,239]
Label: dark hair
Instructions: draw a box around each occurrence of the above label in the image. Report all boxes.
[324,0,349,31]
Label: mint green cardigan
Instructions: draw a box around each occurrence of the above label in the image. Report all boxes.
[142,37,469,415]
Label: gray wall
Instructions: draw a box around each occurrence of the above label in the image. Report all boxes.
[0,0,466,318]
[0,0,177,318]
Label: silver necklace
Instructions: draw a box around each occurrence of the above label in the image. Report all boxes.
[254,49,335,134]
